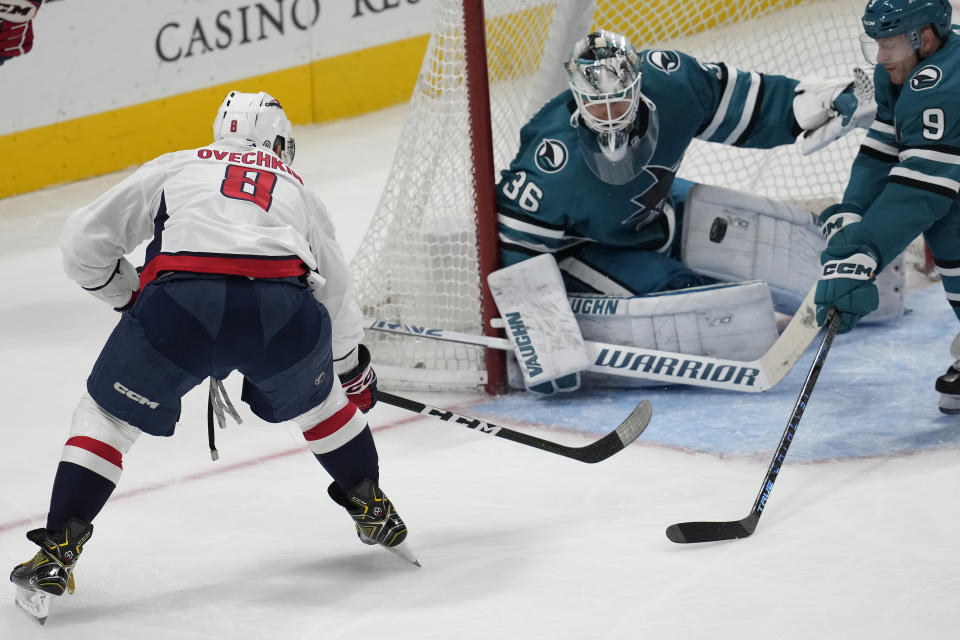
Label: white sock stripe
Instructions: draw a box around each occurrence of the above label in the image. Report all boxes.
[304,411,368,454]
[61,444,122,485]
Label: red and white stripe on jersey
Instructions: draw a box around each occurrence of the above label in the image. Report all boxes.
[60,436,124,485]
[301,392,367,454]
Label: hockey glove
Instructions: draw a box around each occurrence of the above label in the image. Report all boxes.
[817,203,863,242]
[0,1,41,64]
[815,244,879,334]
[795,67,875,155]
[338,344,378,413]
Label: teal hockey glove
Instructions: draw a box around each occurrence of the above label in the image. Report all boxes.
[817,203,863,242]
[815,245,879,334]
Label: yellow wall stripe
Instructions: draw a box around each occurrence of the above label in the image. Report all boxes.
[1,0,815,200]
[0,35,428,200]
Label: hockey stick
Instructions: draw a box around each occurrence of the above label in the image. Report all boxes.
[378,391,652,463]
[665,308,841,543]
[364,285,820,392]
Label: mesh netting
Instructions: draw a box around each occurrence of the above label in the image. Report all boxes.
[351,0,891,391]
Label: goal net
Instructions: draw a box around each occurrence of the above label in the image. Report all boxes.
[350,0,902,393]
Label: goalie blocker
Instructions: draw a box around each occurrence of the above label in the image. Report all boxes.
[488,254,590,395]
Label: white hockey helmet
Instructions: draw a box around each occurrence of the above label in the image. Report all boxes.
[213,90,295,165]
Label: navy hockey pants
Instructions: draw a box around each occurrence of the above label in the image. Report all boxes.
[86,273,334,436]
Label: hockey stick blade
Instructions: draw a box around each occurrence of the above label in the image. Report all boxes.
[665,513,758,544]
[378,391,651,463]
[665,310,841,544]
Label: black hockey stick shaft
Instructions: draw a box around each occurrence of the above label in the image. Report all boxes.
[378,391,651,463]
[666,309,842,543]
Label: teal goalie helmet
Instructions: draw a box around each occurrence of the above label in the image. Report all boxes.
[862,0,952,49]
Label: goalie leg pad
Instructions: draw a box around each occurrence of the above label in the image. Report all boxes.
[489,254,590,393]
[680,183,823,313]
[571,280,779,361]
[861,252,905,324]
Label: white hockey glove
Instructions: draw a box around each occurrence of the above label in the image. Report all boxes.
[795,67,875,155]
[488,254,590,396]
[83,258,140,311]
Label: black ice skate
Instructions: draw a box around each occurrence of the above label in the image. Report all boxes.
[936,360,960,414]
[328,478,419,566]
[9,518,93,625]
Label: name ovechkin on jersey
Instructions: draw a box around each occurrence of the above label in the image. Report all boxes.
[197,148,303,184]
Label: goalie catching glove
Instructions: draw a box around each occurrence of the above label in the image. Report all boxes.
[794,67,875,155]
[815,240,879,334]
[336,344,378,413]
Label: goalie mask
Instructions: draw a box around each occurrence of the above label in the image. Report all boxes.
[213,90,296,165]
[566,31,658,185]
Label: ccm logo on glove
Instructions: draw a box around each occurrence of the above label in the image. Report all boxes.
[821,253,876,279]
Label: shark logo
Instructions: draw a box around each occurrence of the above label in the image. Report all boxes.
[648,50,681,74]
[620,158,681,230]
[911,65,942,91]
[534,138,568,173]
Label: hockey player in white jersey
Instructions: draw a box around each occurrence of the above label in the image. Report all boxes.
[9,91,415,625]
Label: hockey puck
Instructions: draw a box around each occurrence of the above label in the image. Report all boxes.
[709,217,727,243]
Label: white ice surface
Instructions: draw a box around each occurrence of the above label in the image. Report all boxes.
[1,106,959,640]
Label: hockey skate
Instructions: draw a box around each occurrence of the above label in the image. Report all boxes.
[9,518,93,625]
[936,361,960,414]
[936,333,960,414]
[328,479,419,566]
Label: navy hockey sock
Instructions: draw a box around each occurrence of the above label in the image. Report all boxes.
[314,426,379,490]
[46,462,116,532]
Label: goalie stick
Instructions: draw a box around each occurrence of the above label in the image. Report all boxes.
[378,391,651,463]
[664,309,841,543]
[364,286,820,393]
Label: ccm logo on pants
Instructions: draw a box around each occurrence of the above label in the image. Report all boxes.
[113,382,159,409]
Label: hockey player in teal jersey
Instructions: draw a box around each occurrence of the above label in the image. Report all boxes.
[491,30,873,395]
[813,0,960,413]
[497,31,867,295]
